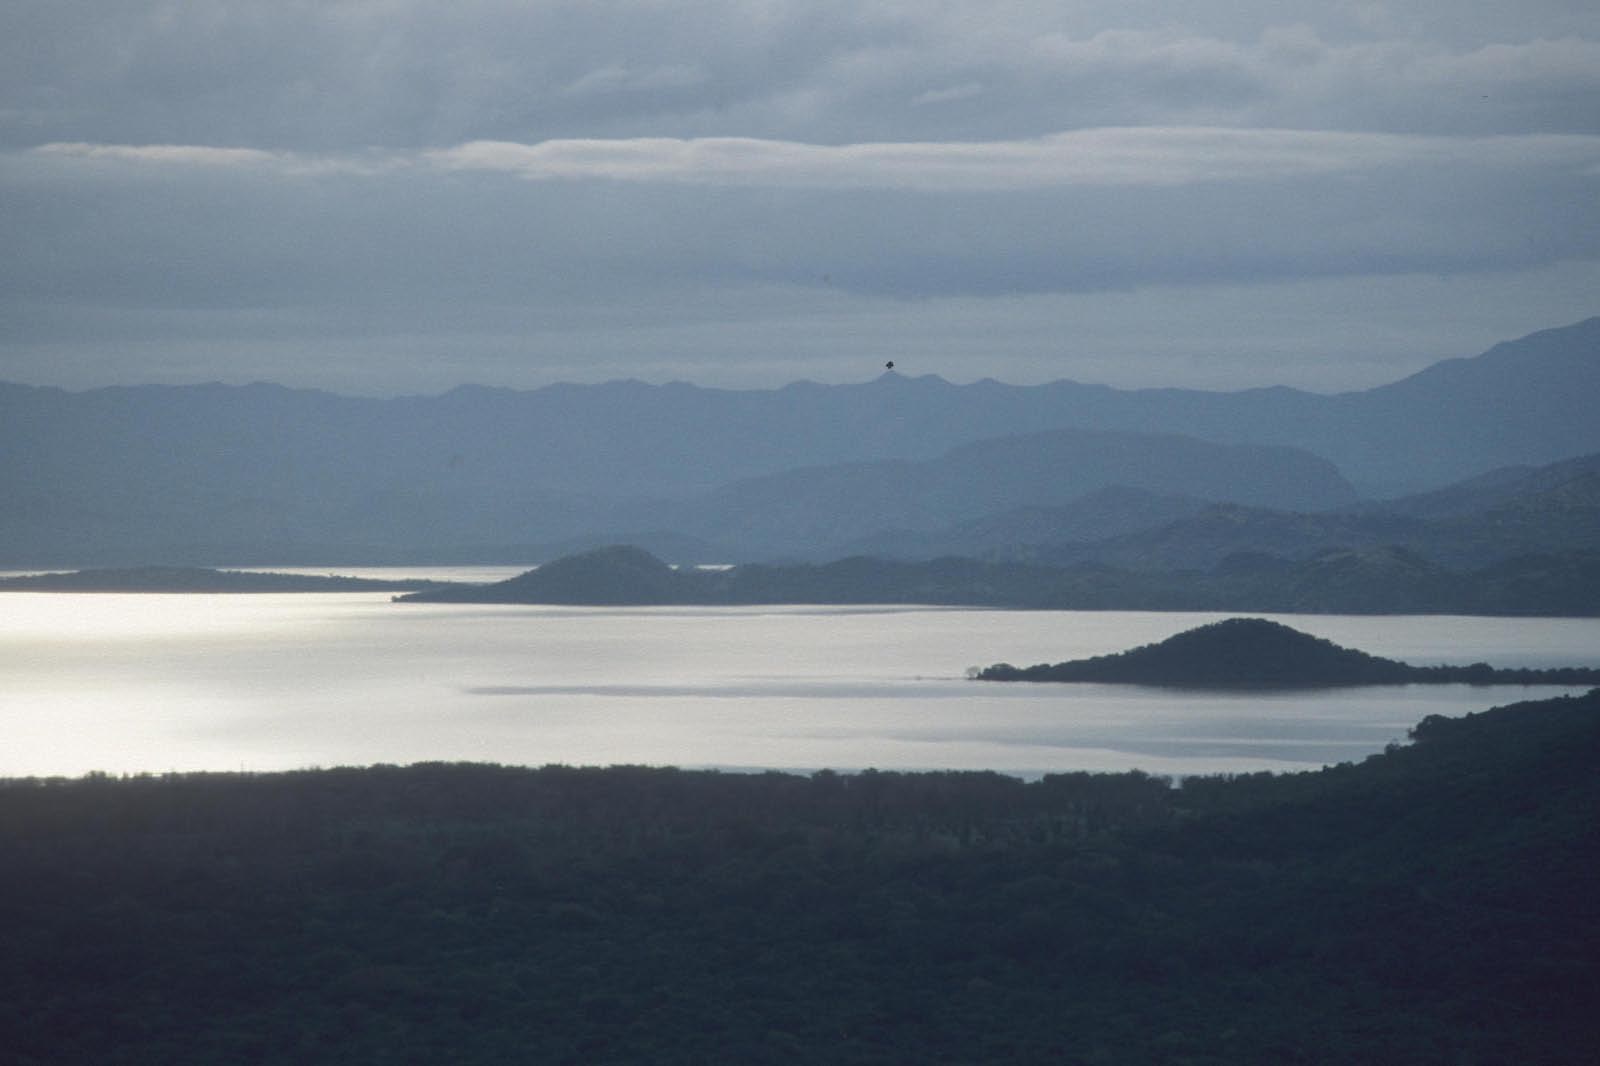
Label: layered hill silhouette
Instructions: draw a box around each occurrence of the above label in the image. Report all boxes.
[832,486,1215,561]
[609,428,1357,559]
[975,618,1600,687]
[1062,452,1600,572]
[846,451,1600,573]
[2,317,1596,567]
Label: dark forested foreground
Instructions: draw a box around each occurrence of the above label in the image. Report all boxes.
[3,691,1597,1064]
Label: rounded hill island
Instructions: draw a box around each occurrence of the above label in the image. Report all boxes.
[398,545,687,605]
[975,617,1600,688]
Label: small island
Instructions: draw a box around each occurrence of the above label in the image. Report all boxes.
[974,617,1600,688]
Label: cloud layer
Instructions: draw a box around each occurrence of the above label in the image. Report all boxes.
[2,1,1597,393]
[7,2,1599,149]
[35,126,1600,189]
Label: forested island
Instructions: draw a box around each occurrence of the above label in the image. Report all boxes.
[2,689,1596,1063]
[0,566,447,594]
[976,617,1600,687]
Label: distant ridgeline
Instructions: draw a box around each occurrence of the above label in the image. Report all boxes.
[976,617,1600,688]
[7,318,1600,571]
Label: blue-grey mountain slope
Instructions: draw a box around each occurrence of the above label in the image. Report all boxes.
[829,486,1214,562]
[1021,452,1600,573]
[0,317,1594,564]
[607,428,1356,559]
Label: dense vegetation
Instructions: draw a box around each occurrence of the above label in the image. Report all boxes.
[3,689,1596,1063]
[400,543,1600,616]
[977,617,1600,686]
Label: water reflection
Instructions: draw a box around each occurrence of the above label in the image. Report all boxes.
[1,593,1594,778]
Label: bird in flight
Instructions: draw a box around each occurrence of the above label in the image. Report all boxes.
[885,360,895,371]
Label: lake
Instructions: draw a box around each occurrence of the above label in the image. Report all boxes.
[2,579,1596,779]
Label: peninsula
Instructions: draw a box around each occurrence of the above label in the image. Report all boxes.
[394,544,1600,617]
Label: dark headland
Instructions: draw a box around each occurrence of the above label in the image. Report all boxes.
[975,617,1600,687]
[394,544,1600,616]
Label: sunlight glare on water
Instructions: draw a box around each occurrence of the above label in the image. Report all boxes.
[2,592,1596,778]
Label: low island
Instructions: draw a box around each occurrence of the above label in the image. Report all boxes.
[0,566,450,594]
[974,617,1600,688]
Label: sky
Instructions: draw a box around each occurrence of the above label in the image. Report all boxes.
[2,1,1598,396]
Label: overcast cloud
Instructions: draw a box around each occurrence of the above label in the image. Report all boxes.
[2,1,1597,394]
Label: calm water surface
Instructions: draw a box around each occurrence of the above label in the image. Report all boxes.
[3,584,1596,778]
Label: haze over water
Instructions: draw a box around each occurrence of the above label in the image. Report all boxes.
[4,583,1596,779]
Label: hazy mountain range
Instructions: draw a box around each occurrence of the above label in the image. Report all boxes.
[973,452,1600,574]
[1,316,1596,567]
